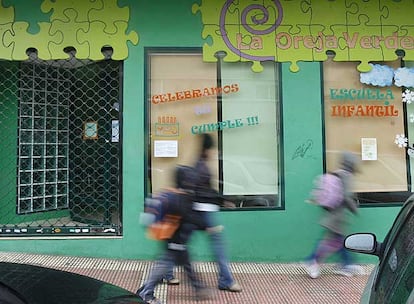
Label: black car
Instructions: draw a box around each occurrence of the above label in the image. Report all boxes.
[0,262,144,304]
[344,195,414,304]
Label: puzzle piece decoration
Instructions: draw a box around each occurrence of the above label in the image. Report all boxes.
[87,0,129,34]
[48,9,90,59]
[0,0,138,61]
[3,0,48,33]
[78,20,138,60]
[379,0,414,62]
[0,0,15,59]
[193,0,414,72]
[194,0,284,72]
[41,0,104,22]
[4,21,62,60]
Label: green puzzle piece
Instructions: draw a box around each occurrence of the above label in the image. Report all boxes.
[275,25,313,73]
[303,0,355,36]
[193,0,414,72]
[1,0,138,61]
[77,20,138,60]
[192,0,224,26]
[4,21,62,60]
[3,0,48,33]
[88,0,130,34]
[278,0,312,35]
[41,0,103,22]
[345,0,384,26]
[201,24,241,63]
[0,1,14,59]
[379,0,414,62]
[48,9,90,59]
[194,0,243,63]
[195,0,284,72]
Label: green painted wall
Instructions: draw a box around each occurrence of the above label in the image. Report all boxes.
[0,0,402,264]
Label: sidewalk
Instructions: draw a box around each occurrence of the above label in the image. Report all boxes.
[0,251,373,304]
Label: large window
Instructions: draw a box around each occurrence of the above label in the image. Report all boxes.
[146,48,282,209]
[323,59,413,204]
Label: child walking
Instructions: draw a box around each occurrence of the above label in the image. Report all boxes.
[137,165,216,304]
[164,133,242,292]
[304,151,362,278]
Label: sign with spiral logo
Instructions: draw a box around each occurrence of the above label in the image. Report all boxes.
[193,0,414,73]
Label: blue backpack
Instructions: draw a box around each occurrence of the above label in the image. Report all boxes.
[139,165,198,240]
[307,172,344,210]
[143,191,180,222]
[141,191,182,240]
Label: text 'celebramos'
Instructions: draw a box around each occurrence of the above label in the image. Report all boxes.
[151,84,239,104]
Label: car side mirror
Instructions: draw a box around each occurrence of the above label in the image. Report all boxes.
[344,233,381,257]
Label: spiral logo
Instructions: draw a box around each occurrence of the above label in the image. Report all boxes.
[220,0,283,61]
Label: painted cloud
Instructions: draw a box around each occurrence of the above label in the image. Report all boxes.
[394,67,414,88]
[360,64,394,87]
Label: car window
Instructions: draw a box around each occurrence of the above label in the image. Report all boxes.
[381,199,413,256]
[374,201,414,303]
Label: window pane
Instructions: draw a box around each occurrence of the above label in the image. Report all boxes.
[323,60,408,196]
[221,61,278,196]
[149,53,217,192]
[148,50,281,208]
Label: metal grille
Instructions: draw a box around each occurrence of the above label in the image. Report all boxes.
[0,50,122,236]
[18,63,70,214]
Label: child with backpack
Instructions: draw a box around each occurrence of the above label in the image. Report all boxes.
[163,134,242,292]
[303,151,362,278]
[137,165,216,304]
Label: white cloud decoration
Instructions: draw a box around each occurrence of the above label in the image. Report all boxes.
[394,67,414,88]
[360,64,394,87]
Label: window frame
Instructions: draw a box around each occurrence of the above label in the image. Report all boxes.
[321,60,412,207]
[144,47,284,211]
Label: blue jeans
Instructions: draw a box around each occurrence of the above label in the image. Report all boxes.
[307,231,353,267]
[138,249,204,301]
[165,211,234,288]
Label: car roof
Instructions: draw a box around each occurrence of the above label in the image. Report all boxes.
[0,262,143,304]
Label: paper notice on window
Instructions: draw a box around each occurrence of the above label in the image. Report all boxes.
[111,120,119,142]
[154,140,178,157]
[361,138,377,160]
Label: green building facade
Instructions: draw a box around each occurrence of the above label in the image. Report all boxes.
[0,0,411,263]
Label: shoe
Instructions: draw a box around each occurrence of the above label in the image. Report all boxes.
[136,286,160,304]
[345,264,365,275]
[303,260,320,279]
[334,267,353,277]
[136,285,144,295]
[196,287,213,300]
[219,282,242,292]
[162,277,180,285]
[334,264,365,277]
[144,297,162,304]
